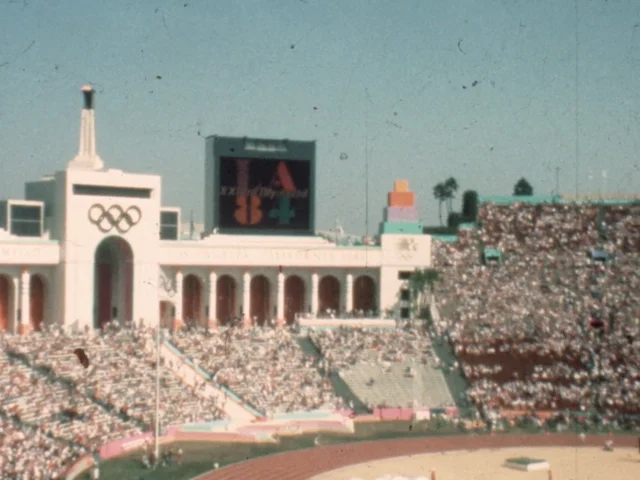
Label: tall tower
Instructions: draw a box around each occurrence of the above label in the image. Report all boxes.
[67,85,104,171]
[379,180,423,234]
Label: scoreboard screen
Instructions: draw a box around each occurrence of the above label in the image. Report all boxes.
[216,156,313,234]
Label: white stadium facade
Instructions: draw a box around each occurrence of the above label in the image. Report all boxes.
[0,86,431,335]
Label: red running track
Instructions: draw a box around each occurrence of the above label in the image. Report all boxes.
[193,434,638,480]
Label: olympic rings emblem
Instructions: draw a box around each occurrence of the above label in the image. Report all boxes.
[88,204,142,234]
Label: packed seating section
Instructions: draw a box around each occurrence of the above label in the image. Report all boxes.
[308,326,454,409]
[0,200,636,478]
[433,201,639,418]
[171,327,343,414]
[0,417,83,479]
[0,326,228,478]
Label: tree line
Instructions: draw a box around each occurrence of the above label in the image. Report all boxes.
[407,177,534,322]
[431,176,534,228]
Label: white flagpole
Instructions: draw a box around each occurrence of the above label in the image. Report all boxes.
[155,273,176,464]
[155,322,160,463]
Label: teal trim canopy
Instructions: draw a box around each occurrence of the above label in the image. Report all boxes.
[483,248,502,261]
[379,221,423,235]
[589,249,608,261]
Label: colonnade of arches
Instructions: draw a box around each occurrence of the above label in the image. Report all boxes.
[5,236,136,333]
[167,272,377,327]
[0,274,46,333]
[0,268,378,332]
[317,274,376,313]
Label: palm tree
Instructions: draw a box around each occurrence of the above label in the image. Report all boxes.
[408,268,441,318]
[443,177,459,215]
[433,183,447,226]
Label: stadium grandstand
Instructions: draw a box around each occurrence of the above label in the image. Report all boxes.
[0,88,638,479]
[0,193,637,479]
[432,195,639,421]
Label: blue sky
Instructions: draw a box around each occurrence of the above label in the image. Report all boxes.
[0,0,638,234]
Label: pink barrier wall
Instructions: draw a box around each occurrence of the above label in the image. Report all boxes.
[445,407,459,417]
[99,432,159,460]
[274,420,349,435]
[334,408,432,422]
[373,407,415,421]
[335,408,425,421]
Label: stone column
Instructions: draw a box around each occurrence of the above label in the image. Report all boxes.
[173,269,183,330]
[242,270,251,328]
[19,269,31,335]
[311,271,319,316]
[345,273,354,314]
[11,277,19,334]
[276,272,285,327]
[208,269,217,329]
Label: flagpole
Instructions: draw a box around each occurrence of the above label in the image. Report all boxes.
[155,274,175,464]
[155,320,161,463]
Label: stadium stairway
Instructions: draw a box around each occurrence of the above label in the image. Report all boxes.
[337,358,455,409]
[429,335,471,409]
[159,340,257,423]
[428,304,472,411]
[295,336,369,412]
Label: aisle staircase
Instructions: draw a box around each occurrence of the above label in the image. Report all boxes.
[428,304,471,410]
[295,336,368,412]
[159,339,257,423]
[338,360,454,409]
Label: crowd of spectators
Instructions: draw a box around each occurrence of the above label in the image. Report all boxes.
[0,417,83,479]
[5,325,228,428]
[0,338,142,472]
[309,325,434,372]
[0,323,229,478]
[0,198,637,476]
[432,200,639,419]
[0,344,93,479]
[170,326,343,414]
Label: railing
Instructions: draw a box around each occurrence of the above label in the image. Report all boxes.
[162,339,264,418]
[561,193,640,201]
[296,314,397,330]
[295,311,395,321]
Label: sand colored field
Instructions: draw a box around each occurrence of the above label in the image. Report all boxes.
[310,447,640,480]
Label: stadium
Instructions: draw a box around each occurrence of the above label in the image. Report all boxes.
[0,88,638,479]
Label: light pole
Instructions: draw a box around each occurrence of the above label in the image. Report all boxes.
[155,272,176,464]
[154,318,161,464]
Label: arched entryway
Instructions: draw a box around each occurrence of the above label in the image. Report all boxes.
[159,301,173,329]
[30,275,46,331]
[319,275,340,314]
[250,275,271,326]
[93,236,134,329]
[284,275,305,324]
[183,274,203,327]
[216,275,236,325]
[353,275,375,313]
[0,275,11,333]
